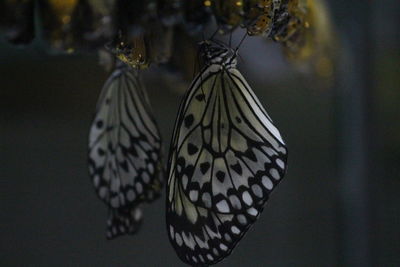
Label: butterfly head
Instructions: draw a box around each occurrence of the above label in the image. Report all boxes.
[199,40,237,68]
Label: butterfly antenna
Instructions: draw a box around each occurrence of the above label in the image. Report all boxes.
[195,39,207,104]
[235,31,248,52]
[192,47,200,79]
[209,27,219,41]
[197,51,207,104]
[238,53,245,64]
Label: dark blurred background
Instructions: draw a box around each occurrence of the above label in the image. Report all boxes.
[1,1,399,266]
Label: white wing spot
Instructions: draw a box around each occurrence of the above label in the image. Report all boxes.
[231,226,240,235]
[202,192,212,208]
[133,208,142,220]
[175,232,183,246]
[142,172,150,183]
[199,255,205,263]
[242,191,253,206]
[136,182,143,194]
[262,176,273,190]
[127,189,136,201]
[148,163,154,173]
[99,187,108,199]
[276,158,285,170]
[182,232,196,250]
[189,190,199,201]
[216,199,230,213]
[279,146,287,154]
[110,197,119,208]
[270,168,280,180]
[220,243,228,251]
[247,207,259,217]
[237,214,247,225]
[229,194,242,210]
[264,147,277,157]
[251,184,263,198]
[224,233,232,242]
[182,175,188,189]
[213,248,219,256]
[93,175,100,187]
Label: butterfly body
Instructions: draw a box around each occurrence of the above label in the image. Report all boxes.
[167,41,287,265]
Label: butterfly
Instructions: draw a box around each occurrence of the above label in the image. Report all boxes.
[88,62,163,239]
[166,39,288,265]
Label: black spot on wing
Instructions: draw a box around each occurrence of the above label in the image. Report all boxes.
[96,120,104,128]
[216,171,226,183]
[184,114,194,128]
[244,147,257,162]
[187,143,199,155]
[97,147,105,156]
[200,162,210,175]
[230,162,242,175]
[196,94,205,101]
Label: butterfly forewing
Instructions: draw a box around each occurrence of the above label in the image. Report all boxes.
[167,63,287,265]
[88,65,163,239]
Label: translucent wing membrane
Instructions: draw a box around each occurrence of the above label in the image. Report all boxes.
[88,64,163,239]
[167,64,287,265]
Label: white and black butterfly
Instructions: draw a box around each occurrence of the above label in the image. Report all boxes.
[88,62,163,239]
[166,40,288,265]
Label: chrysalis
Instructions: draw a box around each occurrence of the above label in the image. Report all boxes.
[244,0,281,36]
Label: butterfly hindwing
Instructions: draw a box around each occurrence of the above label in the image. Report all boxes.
[88,65,163,239]
[106,206,143,239]
[167,63,287,265]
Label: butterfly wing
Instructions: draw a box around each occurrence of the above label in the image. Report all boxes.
[167,64,287,264]
[88,65,163,239]
[106,206,143,239]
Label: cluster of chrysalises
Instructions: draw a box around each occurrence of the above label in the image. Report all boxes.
[0,0,210,54]
[1,0,335,81]
[1,1,329,61]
